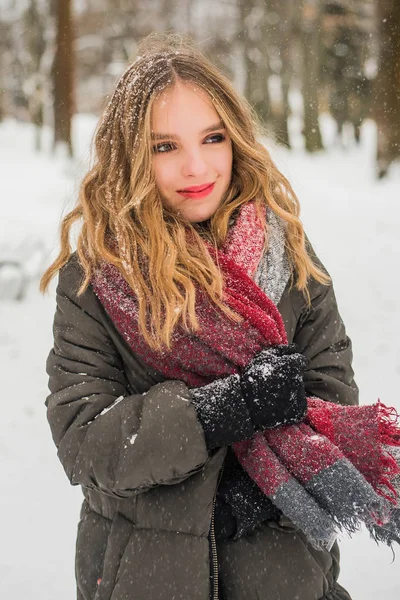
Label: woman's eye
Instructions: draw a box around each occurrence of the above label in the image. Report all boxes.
[204,133,225,144]
[153,142,175,153]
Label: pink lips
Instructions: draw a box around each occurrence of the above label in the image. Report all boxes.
[177,182,215,199]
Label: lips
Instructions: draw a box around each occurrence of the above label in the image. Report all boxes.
[179,183,213,193]
[177,182,215,199]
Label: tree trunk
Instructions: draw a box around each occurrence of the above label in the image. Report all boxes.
[375,0,400,178]
[0,48,4,122]
[239,0,272,130]
[53,0,74,157]
[245,50,271,126]
[276,0,294,148]
[301,1,324,152]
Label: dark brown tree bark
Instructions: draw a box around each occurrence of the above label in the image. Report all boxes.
[0,44,4,123]
[239,0,272,128]
[375,0,400,178]
[25,0,47,151]
[53,0,74,157]
[272,0,294,148]
[300,0,324,152]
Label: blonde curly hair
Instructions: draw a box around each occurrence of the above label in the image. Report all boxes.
[41,33,329,350]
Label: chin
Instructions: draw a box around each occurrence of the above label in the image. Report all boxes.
[187,201,222,223]
[187,211,216,223]
[190,214,212,223]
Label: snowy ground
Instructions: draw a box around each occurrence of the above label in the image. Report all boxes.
[1,115,399,599]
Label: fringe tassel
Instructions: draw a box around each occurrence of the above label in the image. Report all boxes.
[378,401,400,446]
[376,401,400,504]
[366,508,400,548]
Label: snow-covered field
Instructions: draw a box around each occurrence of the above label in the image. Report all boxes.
[1,115,399,599]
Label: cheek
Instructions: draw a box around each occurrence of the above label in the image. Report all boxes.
[154,160,174,194]
[216,146,233,179]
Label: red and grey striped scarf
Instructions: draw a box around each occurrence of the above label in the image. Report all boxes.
[92,202,400,549]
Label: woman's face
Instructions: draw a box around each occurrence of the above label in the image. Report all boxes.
[151,81,233,223]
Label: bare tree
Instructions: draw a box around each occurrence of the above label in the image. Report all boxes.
[24,0,48,150]
[262,0,296,148]
[375,0,400,178]
[300,0,324,152]
[0,21,8,122]
[238,0,271,126]
[53,0,74,157]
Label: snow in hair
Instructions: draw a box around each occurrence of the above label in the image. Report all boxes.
[41,34,330,350]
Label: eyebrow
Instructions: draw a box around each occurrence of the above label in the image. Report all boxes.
[151,121,225,141]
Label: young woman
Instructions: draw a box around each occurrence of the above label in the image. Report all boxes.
[41,35,361,600]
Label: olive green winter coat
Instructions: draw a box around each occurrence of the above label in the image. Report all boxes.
[46,250,358,600]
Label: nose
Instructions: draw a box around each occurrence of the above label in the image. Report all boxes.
[181,148,208,178]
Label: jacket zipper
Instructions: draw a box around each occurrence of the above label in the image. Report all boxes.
[210,464,225,600]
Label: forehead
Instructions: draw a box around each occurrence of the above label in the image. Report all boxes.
[151,81,220,133]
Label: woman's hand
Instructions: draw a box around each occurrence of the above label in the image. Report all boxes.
[240,344,308,430]
[191,344,308,450]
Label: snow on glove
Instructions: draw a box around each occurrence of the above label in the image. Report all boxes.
[191,374,254,449]
[240,344,308,430]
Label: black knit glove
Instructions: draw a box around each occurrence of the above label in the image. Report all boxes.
[240,344,308,430]
[191,374,254,449]
[191,345,308,449]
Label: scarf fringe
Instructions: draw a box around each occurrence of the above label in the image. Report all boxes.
[307,398,400,509]
[378,401,400,447]
[375,401,400,504]
[274,473,393,549]
[366,508,400,548]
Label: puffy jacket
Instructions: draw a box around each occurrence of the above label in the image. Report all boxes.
[46,247,358,600]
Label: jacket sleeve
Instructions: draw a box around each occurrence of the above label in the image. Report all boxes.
[292,270,359,407]
[46,264,210,500]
